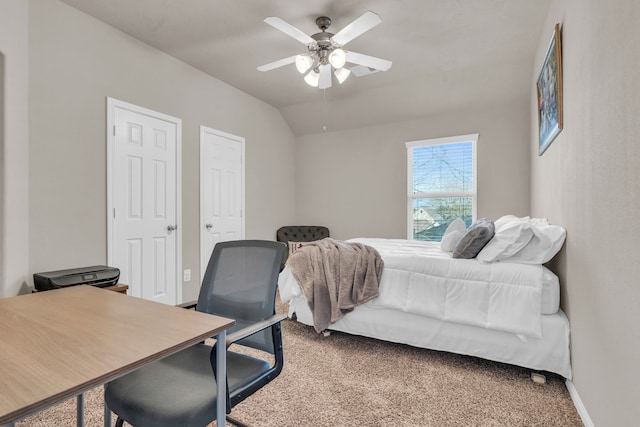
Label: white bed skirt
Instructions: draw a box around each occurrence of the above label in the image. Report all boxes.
[287,295,572,379]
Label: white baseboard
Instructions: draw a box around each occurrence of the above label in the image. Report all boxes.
[565,379,595,427]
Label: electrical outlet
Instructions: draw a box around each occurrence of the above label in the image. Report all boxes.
[183,269,191,282]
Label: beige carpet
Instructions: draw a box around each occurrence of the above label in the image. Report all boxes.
[17,303,583,427]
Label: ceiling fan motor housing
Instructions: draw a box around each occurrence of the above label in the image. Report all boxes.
[310,15,341,68]
[310,31,336,66]
[315,16,332,31]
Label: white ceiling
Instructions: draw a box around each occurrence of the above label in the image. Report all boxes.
[59,0,550,136]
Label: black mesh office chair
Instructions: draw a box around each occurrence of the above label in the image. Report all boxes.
[104,240,287,427]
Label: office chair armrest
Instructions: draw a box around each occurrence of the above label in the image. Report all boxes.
[226,314,287,347]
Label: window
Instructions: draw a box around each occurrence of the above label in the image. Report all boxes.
[406,134,477,241]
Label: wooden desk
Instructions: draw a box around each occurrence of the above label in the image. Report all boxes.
[0,285,234,427]
[104,283,128,294]
[31,284,128,294]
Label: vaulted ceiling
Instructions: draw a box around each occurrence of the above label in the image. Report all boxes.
[59,0,550,135]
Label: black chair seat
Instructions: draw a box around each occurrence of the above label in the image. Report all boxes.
[105,344,270,427]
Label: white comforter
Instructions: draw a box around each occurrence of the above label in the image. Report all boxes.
[280,238,549,338]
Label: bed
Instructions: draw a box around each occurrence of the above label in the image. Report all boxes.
[278,217,572,379]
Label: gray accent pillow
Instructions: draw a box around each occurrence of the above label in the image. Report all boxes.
[452,218,496,259]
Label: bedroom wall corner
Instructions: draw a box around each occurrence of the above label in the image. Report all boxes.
[530,0,640,424]
[294,99,531,240]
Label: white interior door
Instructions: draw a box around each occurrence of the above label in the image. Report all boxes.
[107,98,181,305]
[200,126,245,280]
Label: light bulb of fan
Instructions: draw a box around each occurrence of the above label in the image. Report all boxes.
[334,67,351,84]
[295,54,313,74]
[328,48,346,69]
[304,69,320,87]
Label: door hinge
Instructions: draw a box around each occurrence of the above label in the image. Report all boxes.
[113,125,116,136]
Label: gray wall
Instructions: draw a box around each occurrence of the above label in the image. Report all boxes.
[531,0,640,424]
[295,99,531,239]
[27,1,296,301]
[0,0,29,298]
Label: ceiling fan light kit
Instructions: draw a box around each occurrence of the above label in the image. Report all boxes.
[295,54,314,74]
[304,69,320,87]
[334,67,351,84]
[328,48,346,69]
[259,11,392,90]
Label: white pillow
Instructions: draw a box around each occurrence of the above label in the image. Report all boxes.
[494,214,526,230]
[503,218,566,264]
[440,218,467,252]
[476,216,534,263]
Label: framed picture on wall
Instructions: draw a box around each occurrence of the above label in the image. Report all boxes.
[537,23,563,156]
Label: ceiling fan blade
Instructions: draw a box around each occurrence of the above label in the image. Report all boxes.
[257,55,297,72]
[331,11,382,46]
[349,65,381,77]
[318,64,332,89]
[345,51,392,72]
[264,17,314,45]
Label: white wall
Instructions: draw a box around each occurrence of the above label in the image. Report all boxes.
[530,0,640,424]
[0,0,30,298]
[295,99,531,239]
[28,0,296,301]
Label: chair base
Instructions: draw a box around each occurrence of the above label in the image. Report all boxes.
[227,415,253,427]
[115,415,252,427]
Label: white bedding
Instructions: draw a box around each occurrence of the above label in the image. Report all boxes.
[286,295,572,379]
[278,237,572,378]
[280,238,560,339]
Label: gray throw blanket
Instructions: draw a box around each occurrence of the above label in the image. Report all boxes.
[287,238,384,333]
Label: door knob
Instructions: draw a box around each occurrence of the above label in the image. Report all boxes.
[205,223,213,230]
[167,224,178,231]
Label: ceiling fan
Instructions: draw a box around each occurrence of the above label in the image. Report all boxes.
[257,11,392,89]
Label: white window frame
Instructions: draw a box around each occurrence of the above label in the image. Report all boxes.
[405,133,478,240]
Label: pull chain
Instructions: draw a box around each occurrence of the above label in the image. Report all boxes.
[322,88,327,132]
